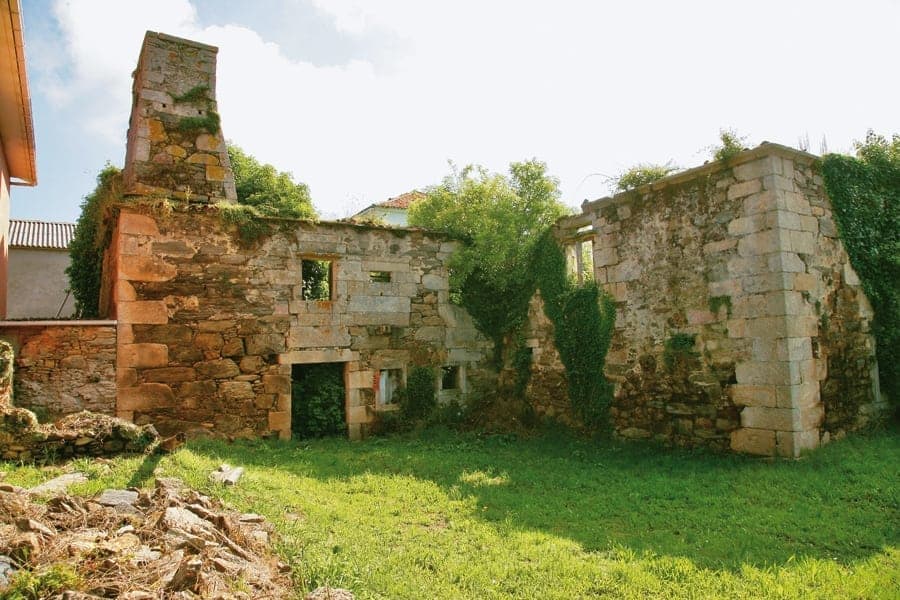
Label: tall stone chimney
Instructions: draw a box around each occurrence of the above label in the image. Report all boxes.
[122,32,237,203]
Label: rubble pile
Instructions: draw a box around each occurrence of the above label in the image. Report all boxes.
[0,476,292,598]
[0,409,159,462]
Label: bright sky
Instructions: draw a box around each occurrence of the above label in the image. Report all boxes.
[15,0,900,222]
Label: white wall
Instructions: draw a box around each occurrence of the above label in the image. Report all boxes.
[7,248,75,318]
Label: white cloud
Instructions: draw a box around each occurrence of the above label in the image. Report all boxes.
[42,0,900,217]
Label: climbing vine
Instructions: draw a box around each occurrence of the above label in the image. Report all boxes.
[66,164,123,318]
[820,131,900,405]
[531,232,616,429]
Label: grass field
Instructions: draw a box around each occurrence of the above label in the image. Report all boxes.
[4,426,898,599]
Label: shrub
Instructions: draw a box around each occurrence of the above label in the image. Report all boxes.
[291,364,346,438]
[711,128,747,162]
[613,163,678,192]
[400,367,436,420]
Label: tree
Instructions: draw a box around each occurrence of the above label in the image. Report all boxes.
[409,160,569,348]
[227,144,316,219]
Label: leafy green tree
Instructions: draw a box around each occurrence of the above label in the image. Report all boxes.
[227,144,316,219]
[409,160,569,348]
[66,164,122,318]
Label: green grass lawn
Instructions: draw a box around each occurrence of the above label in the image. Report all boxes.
[4,426,898,599]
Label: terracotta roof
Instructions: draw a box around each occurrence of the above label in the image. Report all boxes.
[10,219,75,249]
[376,190,424,209]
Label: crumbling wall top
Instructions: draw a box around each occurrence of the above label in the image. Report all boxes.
[122,31,236,203]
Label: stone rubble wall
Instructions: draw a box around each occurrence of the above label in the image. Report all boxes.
[106,205,493,439]
[0,322,117,419]
[525,144,883,456]
[0,409,158,462]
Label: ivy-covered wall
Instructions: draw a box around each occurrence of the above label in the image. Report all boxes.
[525,143,885,456]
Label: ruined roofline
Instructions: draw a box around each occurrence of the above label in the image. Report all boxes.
[110,200,462,242]
[143,30,219,54]
[581,142,819,213]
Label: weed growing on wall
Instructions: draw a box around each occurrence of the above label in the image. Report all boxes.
[663,333,699,370]
[710,128,747,162]
[613,163,678,192]
[820,131,900,406]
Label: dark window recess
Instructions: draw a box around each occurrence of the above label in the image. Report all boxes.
[301,259,332,300]
[441,366,459,390]
[369,271,391,283]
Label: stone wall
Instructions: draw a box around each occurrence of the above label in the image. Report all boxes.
[105,205,492,439]
[525,143,883,456]
[122,32,236,203]
[0,322,117,419]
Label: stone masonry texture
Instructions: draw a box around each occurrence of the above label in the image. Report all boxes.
[0,323,117,420]
[122,32,237,203]
[104,205,492,439]
[524,145,884,457]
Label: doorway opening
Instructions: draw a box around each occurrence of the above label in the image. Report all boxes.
[291,362,346,438]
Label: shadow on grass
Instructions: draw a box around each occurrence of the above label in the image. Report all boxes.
[182,424,898,572]
[126,451,163,488]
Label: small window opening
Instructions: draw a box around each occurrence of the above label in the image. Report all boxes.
[565,240,594,285]
[441,366,460,390]
[378,368,403,405]
[301,259,332,300]
[369,271,391,283]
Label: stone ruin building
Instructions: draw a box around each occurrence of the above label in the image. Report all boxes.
[0,31,886,458]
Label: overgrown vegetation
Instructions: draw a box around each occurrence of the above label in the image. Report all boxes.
[219,144,318,243]
[175,111,221,135]
[820,130,900,406]
[411,161,616,429]
[711,128,747,162]
[4,428,897,597]
[4,564,80,600]
[663,332,699,371]
[398,366,437,421]
[65,164,122,318]
[409,160,569,354]
[291,363,346,438]
[613,162,678,192]
[531,233,616,428]
[172,84,210,104]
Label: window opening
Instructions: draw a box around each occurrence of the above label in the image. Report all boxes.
[378,368,403,404]
[369,271,391,283]
[301,259,332,300]
[441,365,460,390]
[291,362,346,438]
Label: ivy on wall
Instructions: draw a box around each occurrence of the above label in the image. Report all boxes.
[820,131,900,406]
[66,165,123,318]
[531,232,616,429]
